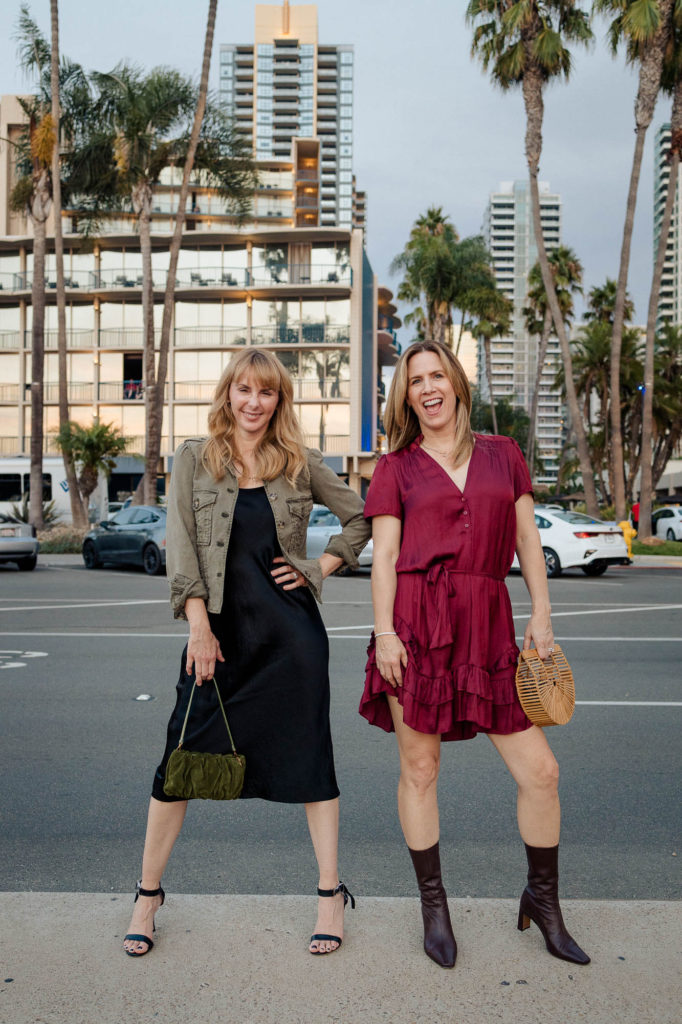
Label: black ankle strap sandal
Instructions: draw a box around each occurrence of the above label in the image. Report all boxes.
[123,880,166,958]
[310,881,356,955]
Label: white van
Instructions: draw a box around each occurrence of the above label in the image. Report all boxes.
[0,456,72,522]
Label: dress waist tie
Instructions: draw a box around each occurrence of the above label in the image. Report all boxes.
[401,566,505,649]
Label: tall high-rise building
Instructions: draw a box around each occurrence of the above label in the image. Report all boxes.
[481,180,563,484]
[654,123,680,328]
[219,2,359,230]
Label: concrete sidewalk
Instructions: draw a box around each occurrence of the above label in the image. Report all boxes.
[0,894,678,1024]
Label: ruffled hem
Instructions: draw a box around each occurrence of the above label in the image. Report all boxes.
[360,619,532,741]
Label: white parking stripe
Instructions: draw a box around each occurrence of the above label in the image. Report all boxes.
[576,701,682,707]
[513,604,682,619]
[0,599,169,613]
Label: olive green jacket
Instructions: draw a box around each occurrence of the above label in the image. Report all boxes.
[166,438,370,619]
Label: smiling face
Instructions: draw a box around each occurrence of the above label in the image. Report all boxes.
[228,371,280,441]
[406,350,458,436]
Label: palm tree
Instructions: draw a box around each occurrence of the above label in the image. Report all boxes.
[391,207,461,345]
[467,0,599,516]
[474,289,513,435]
[55,421,128,508]
[523,247,583,471]
[50,0,88,528]
[89,51,256,504]
[639,26,682,536]
[593,0,676,521]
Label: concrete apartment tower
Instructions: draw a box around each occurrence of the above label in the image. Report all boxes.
[219,2,360,230]
[482,180,563,485]
[654,123,680,329]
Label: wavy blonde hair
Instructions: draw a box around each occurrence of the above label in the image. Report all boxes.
[202,349,307,486]
[383,341,474,466]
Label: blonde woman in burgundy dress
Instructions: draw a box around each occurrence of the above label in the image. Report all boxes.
[360,341,589,970]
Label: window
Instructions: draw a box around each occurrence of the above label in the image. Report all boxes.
[110,508,137,527]
[340,51,353,64]
[340,66,353,78]
[534,515,551,530]
[340,80,352,92]
[0,474,22,502]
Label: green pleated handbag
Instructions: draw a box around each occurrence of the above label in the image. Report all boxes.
[163,677,245,801]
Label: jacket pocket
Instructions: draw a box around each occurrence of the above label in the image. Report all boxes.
[192,490,218,546]
[286,496,313,548]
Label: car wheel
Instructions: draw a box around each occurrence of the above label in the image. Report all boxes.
[666,528,677,541]
[17,555,37,571]
[542,547,562,578]
[82,541,101,569]
[142,543,163,575]
[582,561,608,576]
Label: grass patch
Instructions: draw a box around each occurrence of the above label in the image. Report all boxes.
[631,539,682,557]
[37,525,88,554]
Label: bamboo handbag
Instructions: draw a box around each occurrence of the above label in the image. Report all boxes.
[515,644,576,727]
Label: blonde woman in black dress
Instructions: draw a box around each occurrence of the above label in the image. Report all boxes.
[123,350,369,958]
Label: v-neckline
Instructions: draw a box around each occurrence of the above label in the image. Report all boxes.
[418,435,476,496]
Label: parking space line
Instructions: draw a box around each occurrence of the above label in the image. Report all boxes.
[576,701,682,707]
[513,604,682,619]
[0,599,169,613]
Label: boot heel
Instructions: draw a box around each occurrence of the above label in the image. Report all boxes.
[517,907,531,932]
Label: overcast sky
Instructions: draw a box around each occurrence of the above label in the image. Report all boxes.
[0,0,669,334]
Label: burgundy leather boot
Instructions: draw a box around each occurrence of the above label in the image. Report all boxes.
[518,843,590,965]
[408,842,457,968]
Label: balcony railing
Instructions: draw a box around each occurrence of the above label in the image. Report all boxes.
[0,264,351,294]
[174,326,247,348]
[251,324,350,345]
[43,382,94,402]
[0,384,20,402]
[303,433,350,454]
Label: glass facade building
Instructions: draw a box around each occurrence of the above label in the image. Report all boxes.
[219,2,362,231]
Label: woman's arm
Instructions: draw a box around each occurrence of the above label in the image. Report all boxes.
[166,443,209,620]
[308,448,371,569]
[371,514,408,688]
[184,597,225,685]
[515,493,554,660]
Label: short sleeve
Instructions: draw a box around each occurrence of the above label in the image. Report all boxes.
[364,455,403,519]
[508,438,534,501]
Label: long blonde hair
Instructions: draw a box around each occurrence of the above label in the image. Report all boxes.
[202,349,307,486]
[383,341,474,466]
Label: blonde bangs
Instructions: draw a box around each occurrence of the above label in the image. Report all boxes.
[383,341,474,468]
[201,350,307,486]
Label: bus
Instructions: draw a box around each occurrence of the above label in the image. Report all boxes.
[0,456,72,521]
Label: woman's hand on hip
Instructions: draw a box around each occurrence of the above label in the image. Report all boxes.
[271,556,308,591]
[375,633,408,688]
[187,627,225,685]
[523,612,554,661]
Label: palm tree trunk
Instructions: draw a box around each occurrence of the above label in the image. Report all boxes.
[29,178,50,531]
[639,108,682,538]
[50,0,86,528]
[133,184,155,504]
[526,306,552,471]
[522,69,599,516]
[609,0,674,522]
[150,0,217,490]
[483,335,498,435]
[455,315,466,356]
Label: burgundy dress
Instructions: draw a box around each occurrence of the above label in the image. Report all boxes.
[360,433,534,741]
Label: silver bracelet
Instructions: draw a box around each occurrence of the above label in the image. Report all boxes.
[374,631,397,638]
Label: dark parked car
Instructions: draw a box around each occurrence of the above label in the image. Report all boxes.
[0,512,39,571]
[82,505,167,575]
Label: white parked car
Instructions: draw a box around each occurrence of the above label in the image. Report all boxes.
[512,508,628,577]
[651,505,682,542]
[306,504,373,568]
[0,512,39,571]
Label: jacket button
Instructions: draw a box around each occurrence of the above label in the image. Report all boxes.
[217,541,225,547]
[193,499,199,510]
[221,511,228,518]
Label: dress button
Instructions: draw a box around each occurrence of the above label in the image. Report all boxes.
[463,510,468,516]
[465,523,470,528]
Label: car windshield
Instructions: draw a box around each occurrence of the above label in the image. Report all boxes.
[552,511,602,525]
[309,509,340,528]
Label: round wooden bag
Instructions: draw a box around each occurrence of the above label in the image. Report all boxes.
[515,644,575,727]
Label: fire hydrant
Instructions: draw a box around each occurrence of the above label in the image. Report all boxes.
[619,520,636,559]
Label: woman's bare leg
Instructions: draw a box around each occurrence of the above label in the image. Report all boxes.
[305,797,345,953]
[487,725,560,845]
[388,695,441,849]
[123,797,188,954]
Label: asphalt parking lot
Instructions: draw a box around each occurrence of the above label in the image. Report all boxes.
[0,555,680,901]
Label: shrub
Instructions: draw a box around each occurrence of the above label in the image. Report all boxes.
[37,525,89,554]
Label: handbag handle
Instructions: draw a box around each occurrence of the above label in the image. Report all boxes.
[177,676,238,755]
